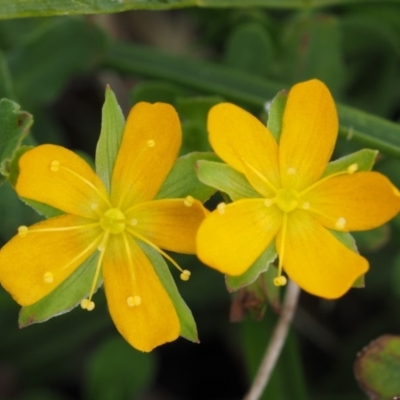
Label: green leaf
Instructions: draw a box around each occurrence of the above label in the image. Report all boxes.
[156,152,218,202]
[0,0,394,19]
[95,86,125,192]
[0,98,33,186]
[266,90,288,141]
[224,22,274,77]
[85,336,156,400]
[352,225,390,252]
[130,80,186,105]
[7,17,108,108]
[354,334,400,399]
[0,49,15,99]
[19,251,101,327]
[323,148,378,177]
[197,160,260,201]
[226,242,277,292]
[106,42,400,157]
[138,241,198,343]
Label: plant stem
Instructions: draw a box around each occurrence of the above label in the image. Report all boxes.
[244,280,301,400]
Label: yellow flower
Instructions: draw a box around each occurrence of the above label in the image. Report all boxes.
[0,102,207,351]
[197,79,400,299]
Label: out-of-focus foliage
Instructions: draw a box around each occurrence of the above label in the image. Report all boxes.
[1,2,400,400]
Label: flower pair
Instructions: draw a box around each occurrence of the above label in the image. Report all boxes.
[0,79,399,352]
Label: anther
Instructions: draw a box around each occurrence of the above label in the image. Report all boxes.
[287,167,296,175]
[127,296,142,307]
[347,163,358,174]
[80,298,95,311]
[49,160,60,172]
[180,270,191,281]
[184,195,195,207]
[217,202,226,214]
[18,225,28,237]
[43,272,54,284]
[335,217,346,230]
[147,139,155,148]
[273,276,287,287]
[130,218,138,226]
[264,198,273,207]
[301,202,310,210]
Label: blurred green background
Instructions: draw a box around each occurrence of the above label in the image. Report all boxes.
[1,2,400,399]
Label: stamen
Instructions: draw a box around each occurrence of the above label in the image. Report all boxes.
[49,160,60,172]
[287,167,296,175]
[18,226,28,237]
[147,139,155,148]
[184,196,195,207]
[180,270,191,281]
[217,202,226,214]
[127,296,142,307]
[274,213,288,288]
[126,228,187,275]
[43,272,54,284]
[347,163,358,174]
[301,201,310,210]
[80,298,95,311]
[59,164,112,208]
[335,217,346,230]
[239,157,278,193]
[130,218,138,226]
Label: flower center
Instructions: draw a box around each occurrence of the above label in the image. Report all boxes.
[100,208,126,234]
[276,188,300,213]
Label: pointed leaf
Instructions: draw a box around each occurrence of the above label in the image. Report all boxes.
[266,90,288,141]
[19,251,101,327]
[197,160,260,201]
[156,152,218,202]
[95,86,125,192]
[138,241,198,343]
[0,99,32,186]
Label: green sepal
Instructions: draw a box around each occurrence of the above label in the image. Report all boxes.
[267,89,288,141]
[156,152,218,202]
[138,241,198,343]
[196,160,260,201]
[354,334,400,399]
[323,148,378,177]
[329,229,364,288]
[19,251,102,327]
[226,242,277,292]
[95,85,125,192]
[0,98,33,186]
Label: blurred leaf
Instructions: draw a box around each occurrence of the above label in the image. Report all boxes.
[85,336,156,400]
[0,98,32,185]
[226,242,277,292]
[0,49,15,99]
[156,152,218,202]
[352,225,390,252]
[197,160,260,201]
[19,389,66,400]
[280,13,345,96]
[0,0,396,19]
[7,17,108,108]
[19,251,102,327]
[139,241,198,342]
[267,90,288,141]
[96,85,125,193]
[130,80,186,105]
[107,42,400,157]
[354,334,400,399]
[224,22,274,77]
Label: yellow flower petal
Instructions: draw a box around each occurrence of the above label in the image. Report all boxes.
[208,103,280,197]
[103,234,180,352]
[110,102,181,209]
[196,199,282,276]
[278,210,368,299]
[305,171,400,231]
[16,144,109,219]
[0,215,101,306]
[126,198,208,254]
[279,79,338,191]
